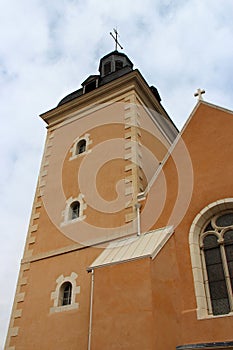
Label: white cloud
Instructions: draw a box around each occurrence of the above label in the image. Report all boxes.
[1,0,233,347]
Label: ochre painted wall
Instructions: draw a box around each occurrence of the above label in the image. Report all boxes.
[144,102,233,347]
[91,259,155,350]
[12,248,101,350]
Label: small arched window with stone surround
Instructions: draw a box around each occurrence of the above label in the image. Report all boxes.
[189,199,233,319]
[61,195,86,227]
[69,134,92,161]
[50,273,80,314]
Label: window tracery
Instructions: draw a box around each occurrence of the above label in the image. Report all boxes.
[200,212,233,315]
[189,199,233,319]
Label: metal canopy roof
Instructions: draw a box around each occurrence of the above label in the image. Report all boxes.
[87,226,174,271]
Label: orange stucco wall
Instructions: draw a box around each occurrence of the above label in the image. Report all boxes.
[90,103,233,349]
[91,259,155,350]
[146,102,233,347]
[12,248,100,350]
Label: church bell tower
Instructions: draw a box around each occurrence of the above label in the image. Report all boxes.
[5,47,178,349]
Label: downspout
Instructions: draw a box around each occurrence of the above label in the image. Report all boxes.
[88,269,94,350]
[135,203,141,236]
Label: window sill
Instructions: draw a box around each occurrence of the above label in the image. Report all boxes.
[60,215,86,227]
[69,149,91,161]
[197,310,233,320]
[50,302,79,314]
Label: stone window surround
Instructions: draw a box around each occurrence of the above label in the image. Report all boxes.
[189,198,233,319]
[61,194,87,227]
[69,133,92,160]
[50,272,80,314]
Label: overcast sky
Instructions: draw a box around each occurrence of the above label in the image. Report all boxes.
[1,0,233,347]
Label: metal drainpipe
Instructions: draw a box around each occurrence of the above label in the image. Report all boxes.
[88,269,94,350]
[135,203,141,236]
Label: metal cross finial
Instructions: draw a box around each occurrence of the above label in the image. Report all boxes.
[110,28,123,51]
[194,88,205,100]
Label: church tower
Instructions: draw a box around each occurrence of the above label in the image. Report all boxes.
[5,48,178,349]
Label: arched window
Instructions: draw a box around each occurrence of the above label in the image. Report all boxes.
[69,134,92,161]
[70,201,80,220]
[61,195,86,227]
[59,282,72,306]
[50,272,80,314]
[200,212,233,315]
[76,139,86,155]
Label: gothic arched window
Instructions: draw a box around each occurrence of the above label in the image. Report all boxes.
[200,212,233,316]
[59,282,72,306]
[70,201,80,220]
[76,139,86,155]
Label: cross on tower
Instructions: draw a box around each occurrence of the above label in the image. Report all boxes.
[110,28,123,51]
[194,88,205,100]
